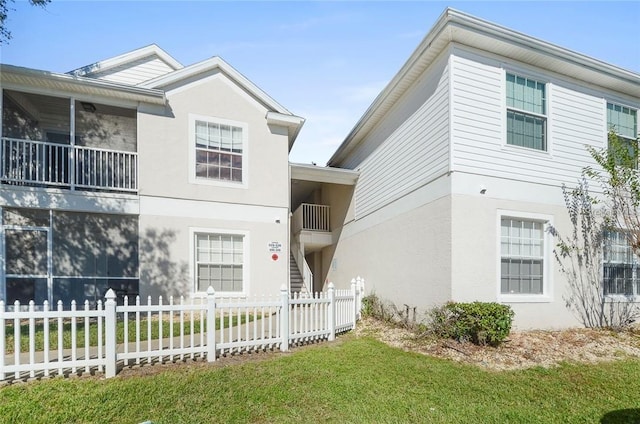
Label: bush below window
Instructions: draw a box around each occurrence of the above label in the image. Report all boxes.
[429,302,514,346]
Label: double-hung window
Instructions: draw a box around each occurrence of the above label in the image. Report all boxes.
[194,119,244,183]
[506,73,547,151]
[194,232,244,293]
[603,230,638,296]
[500,217,545,295]
[607,103,638,164]
[607,103,638,141]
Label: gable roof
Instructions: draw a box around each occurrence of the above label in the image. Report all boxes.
[67,44,183,78]
[328,8,640,167]
[140,56,291,113]
[140,56,305,148]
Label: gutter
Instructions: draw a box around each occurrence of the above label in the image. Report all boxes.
[0,64,166,104]
[328,7,640,167]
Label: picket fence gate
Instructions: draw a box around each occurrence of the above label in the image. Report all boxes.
[0,278,364,382]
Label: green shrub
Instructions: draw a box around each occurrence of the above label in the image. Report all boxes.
[429,302,514,346]
[361,294,395,323]
[361,294,418,328]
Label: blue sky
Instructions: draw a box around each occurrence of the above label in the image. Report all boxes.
[2,1,638,165]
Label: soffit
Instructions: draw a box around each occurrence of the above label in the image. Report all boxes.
[290,163,359,185]
[1,65,166,105]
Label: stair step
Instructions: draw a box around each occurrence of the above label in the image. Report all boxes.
[289,252,307,294]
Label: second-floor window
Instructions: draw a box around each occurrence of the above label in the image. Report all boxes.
[607,103,638,160]
[195,120,244,183]
[607,103,638,142]
[506,73,547,151]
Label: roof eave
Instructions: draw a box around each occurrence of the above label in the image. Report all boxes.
[0,64,166,105]
[290,162,359,185]
[328,7,640,167]
[68,44,183,77]
[140,57,293,115]
[266,111,306,150]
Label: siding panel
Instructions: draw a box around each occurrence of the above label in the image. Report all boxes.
[450,51,621,187]
[91,57,175,85]
[353,54,450,218]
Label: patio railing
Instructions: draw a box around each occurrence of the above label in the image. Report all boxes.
[1,137,137,193]
[292,203,331,233]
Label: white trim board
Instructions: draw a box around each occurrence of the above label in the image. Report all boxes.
[139,195,287,223]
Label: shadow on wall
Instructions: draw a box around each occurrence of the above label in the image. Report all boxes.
[139,228,190,300]
[320,184,355,291]
[601,409,640,424]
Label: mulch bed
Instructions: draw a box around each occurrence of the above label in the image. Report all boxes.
[355,317,640,370]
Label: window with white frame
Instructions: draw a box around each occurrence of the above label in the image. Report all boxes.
[607,103,638,166]
[506,73,547,151]
[607,102,638,142]
[603,230,638,296]
[194,120,244,182]
[500,217,545,294]
[194,233,244,292]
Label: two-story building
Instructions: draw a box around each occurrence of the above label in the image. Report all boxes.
[1,9,638,329]
[0,45,307,306]
[323,8,640,328]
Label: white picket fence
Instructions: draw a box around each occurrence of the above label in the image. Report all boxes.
[0,278,365,382]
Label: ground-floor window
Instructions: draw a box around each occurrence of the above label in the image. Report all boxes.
[603,230,638,296]
[194,232,244,293]
[2,207,138,306]
[500,216,546,295]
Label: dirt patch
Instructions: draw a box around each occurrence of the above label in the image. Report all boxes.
[354,317,640,370]
[115,338,340,379]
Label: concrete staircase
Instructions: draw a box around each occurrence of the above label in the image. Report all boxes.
[290,253,307,295]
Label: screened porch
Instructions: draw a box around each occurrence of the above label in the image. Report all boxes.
[1,90,138,193]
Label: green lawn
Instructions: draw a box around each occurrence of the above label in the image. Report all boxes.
[1,335,639,423]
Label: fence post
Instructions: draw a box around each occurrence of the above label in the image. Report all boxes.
[280,284,289,352]
[206,286,216,362]
[328,283,336,341]
[357,276,364,320]
[0,301,4,381]
[351,279,357,328]
[104,289,117,378]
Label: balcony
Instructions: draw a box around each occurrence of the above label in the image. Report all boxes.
[1,137,137,193]
[292,203,332,251]
[293,203,330,232]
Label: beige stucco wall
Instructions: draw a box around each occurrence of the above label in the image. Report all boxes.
[326,191,452,316]
[450,192,581,330]
[325,170,584,329]
[139,209,288,300]
[137,69,290,208]
[135,69,291,299]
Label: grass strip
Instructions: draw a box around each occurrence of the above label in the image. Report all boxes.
[0,336,639,423]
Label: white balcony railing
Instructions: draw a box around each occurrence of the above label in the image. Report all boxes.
[292,203,330,233]
[1,137,137,193]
